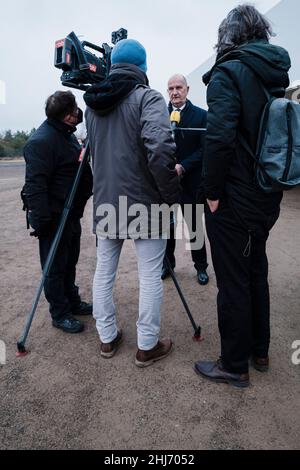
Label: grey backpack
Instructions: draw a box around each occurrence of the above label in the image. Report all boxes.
[239,86,300,193]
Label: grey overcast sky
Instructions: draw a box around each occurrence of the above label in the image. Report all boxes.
[0,0,279,132]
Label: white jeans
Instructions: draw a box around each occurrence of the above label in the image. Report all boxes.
[93,238,167,350]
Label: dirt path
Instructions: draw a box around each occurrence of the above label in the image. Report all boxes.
[0,162,299,450]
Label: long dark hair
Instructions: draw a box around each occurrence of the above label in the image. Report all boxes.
[215,4,274,56]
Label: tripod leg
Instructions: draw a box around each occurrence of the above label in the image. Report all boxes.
[164,256,203,341]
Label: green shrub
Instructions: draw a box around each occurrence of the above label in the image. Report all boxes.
[0,129,36,158]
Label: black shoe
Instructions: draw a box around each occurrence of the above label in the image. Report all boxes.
[197,270,209,286]
[52,314,84,334]
[72,301,93,316]
[194,359,250,388]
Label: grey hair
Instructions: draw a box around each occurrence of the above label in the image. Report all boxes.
[215,4,274,56]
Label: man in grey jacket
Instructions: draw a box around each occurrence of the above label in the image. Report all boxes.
[84,39,180,367]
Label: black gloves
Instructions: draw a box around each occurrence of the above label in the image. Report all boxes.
[29,220,56,239]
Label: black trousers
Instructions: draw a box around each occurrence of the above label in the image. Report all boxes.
[205,202,270,374]
[39,218,82,320]
[164,203,208,272]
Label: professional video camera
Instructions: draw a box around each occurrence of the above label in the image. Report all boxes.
[54,28,128,91]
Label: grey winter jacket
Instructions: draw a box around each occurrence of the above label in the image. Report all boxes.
[85,69,180,238]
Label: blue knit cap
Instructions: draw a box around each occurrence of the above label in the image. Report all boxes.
[111,39,147,73]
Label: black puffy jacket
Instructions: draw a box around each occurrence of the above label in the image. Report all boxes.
[24,118,93,231]
[203,40,291,239]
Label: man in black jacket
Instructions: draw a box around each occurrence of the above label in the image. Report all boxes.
[24,91,93,333]
[161,74,209,285]
[194,5,291,387]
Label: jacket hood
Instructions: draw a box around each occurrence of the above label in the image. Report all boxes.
[203,40,291,92]
[83,64,148,116]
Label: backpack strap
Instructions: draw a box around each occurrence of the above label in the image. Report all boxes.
[238,98,273,162]
[236,61,276,161]
[254,78,272,101]
[238,133,256,160]
[235,54,272,100]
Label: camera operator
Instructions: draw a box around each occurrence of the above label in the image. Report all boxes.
[23,91,93,334]
[161,74,209,286]
[84,39,180,366]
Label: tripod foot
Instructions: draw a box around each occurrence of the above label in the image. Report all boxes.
[193,335,204,342]
[193,327,203,342]
[16,342,30,358]
[16,350,30,358]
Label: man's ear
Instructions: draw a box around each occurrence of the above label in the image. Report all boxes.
[187,86,190,95]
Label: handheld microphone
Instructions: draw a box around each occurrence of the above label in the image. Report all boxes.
[170,110,181,130]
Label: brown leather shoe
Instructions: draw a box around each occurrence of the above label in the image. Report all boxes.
[194,359,250,388]
[100,330,123,358]
[251,356,269,372]
[135,339,173,368]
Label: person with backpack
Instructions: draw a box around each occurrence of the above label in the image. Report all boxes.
[194,4,291,387]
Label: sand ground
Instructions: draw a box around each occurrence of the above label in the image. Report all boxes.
[0,161,299,450]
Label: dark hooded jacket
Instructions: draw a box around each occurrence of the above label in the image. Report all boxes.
[24,119,93,232]
[84,64,180,237]
[202,40,291,239]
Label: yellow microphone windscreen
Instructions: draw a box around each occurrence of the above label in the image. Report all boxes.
[170,110,181,125]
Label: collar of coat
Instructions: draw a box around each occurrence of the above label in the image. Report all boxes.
[47,118,77,136]
[83,63,149,116]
